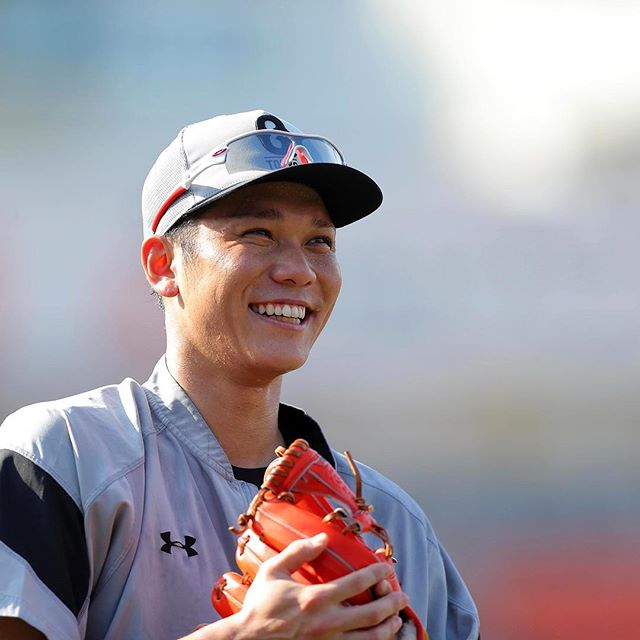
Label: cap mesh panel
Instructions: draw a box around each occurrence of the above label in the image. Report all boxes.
[141,132,191,235]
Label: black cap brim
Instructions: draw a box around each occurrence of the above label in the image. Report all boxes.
[167,163,383,233]
[246,163,383,227]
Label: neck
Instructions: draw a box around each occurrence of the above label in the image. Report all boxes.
[166,347,285,468]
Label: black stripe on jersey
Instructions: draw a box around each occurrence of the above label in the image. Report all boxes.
[0,449,90,616]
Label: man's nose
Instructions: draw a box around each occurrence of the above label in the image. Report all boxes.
[269,244,316,287]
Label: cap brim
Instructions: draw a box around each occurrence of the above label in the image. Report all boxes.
[247,163,383,228]
[184,163,383,229]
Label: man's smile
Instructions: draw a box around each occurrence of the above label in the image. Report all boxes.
[249,302,309,326]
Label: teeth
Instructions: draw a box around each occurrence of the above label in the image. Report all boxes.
[250,303,308,322]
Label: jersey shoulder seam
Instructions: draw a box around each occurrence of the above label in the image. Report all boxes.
[1,444,83,510]
[336,464,439,548]
[86,461,145,600]
[447,596,479,616]
[82,455,145,511]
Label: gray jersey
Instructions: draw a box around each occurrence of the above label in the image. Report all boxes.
[0,357,479,640]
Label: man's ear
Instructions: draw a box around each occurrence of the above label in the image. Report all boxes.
[141,236,179,298]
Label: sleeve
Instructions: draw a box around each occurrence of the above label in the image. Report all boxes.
[336,454,480,640]
[0,444,87,640]
[390,515,480,640]
[0,382,147,640]
[424,538,480,640]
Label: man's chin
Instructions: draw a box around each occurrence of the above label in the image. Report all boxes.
[249,353,309,381]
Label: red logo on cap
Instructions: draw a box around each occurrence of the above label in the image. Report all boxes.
[281,143,313,168]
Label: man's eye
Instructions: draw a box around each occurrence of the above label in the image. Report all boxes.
[244,228,272,239]
[309,236,334,249]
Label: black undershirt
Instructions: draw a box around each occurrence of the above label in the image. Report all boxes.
[231,403,334,487]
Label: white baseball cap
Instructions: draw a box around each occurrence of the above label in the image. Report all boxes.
[141,109,383,237]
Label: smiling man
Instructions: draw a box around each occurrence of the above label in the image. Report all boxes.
[0,111,480,639]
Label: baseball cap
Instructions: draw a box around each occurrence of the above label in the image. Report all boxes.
[141,110,383,237]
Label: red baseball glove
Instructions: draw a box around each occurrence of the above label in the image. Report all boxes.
[211,438,427,639]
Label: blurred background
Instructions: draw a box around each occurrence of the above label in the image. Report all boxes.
[1,1,639,637]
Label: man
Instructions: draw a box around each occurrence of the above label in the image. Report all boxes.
[0,110,480,639]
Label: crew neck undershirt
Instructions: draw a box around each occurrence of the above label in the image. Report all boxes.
[230,403,334,487]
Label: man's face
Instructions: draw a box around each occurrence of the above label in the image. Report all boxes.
[169,182,342,383]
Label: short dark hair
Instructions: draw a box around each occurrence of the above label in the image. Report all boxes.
[151,211,204,309]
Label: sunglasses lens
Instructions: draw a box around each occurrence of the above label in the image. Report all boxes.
[225,133,343,174]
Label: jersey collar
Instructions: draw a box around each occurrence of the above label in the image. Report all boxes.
[142,356,335,480]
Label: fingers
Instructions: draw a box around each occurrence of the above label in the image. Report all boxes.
[305,564,408,635]
[373,579,392,598]
[320,561,395,603]
[247,540,411,640]
[347,615,404,640]
[266,533,329,576]
[334,589,408,631]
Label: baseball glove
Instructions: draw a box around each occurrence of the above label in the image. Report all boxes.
[211,438,427,639]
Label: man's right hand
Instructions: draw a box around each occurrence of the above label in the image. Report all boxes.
[184,533,408,640]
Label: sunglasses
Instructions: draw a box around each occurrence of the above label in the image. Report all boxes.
[151,131,345,233]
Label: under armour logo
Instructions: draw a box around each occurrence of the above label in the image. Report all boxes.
[160,531,198,557]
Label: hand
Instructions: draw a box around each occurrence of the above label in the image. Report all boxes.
[185,534,408,640]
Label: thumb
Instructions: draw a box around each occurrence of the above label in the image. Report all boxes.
[270,533,329,576]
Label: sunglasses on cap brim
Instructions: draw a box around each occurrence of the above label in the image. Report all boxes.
[151,131,345,234]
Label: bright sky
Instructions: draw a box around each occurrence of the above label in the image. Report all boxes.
[376,1,640,214]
